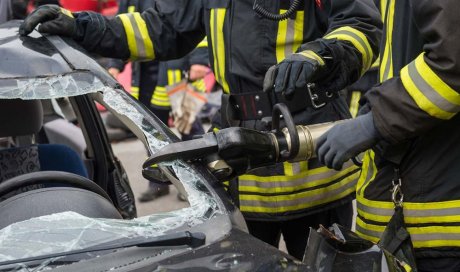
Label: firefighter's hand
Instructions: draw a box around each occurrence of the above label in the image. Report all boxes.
[108,68,120,78]
[264,50,325,98]
[189,64,209,81]
[316,112,380,170]
[19,5,76,36]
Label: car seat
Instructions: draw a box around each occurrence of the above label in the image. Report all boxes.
[0,99,87,181]
[0,99,122,226]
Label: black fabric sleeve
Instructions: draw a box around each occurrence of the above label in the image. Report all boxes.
[367,0,460,144]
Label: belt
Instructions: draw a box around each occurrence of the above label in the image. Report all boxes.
[229,84,338,121]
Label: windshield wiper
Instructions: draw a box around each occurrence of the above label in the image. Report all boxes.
[0,231,205,267]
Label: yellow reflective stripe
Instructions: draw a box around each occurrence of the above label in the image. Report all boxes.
[401,53,460,119]
[197,37,208,48]
[132,13,154,59]
[355,216,383,243]
[402,263,412,272]
[241,160,354,182]
[60,8,73,18]
[118,14,138,60]
[356,151,376,196]
[167,70,174,86]
[276,10,305,63]
[175,70,182,83]
[191,79,207,93]
[127,5,135,13]
[130,86,139,99]
[349,91,361,118]
[210,9,230,93]
[118,13,155,60]
[151,86,171,106]
[371,56,380,69]
[239,173,358,213]
[293,11,304,54]
[380,0,388,21]
[357,217,460,248]
[380,0,395,82]
[324,26,373,74]
[283,162,295,176]
[167,69,182,85]
[297,51,325,66]
[276,12,288,63]
[239,163,359,194]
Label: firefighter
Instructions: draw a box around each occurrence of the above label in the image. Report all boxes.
[106,0,167,202]
[19,1,381,259]
[151,38,209,142]
[315,0,460,270]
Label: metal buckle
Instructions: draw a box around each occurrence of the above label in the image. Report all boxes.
[307,83,326,109]
[391,178,404,207]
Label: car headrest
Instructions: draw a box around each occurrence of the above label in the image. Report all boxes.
[0,99,43,137]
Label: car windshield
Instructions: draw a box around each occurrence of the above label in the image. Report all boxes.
[0,45,224,269]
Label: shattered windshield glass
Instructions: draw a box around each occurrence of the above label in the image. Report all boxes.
[0,74,224,268]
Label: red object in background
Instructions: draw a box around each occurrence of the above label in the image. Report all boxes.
[28,0,118,15]
[96,62,132,112]
[60,0,117,12]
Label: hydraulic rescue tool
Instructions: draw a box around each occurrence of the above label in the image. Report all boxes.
[143,103,351,181]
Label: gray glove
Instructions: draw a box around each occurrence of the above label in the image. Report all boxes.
[316,112,381,170]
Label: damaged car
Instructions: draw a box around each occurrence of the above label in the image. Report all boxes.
[0,21,310,271]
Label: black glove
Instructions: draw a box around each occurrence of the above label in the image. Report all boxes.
[264,50,325,98]
[19,5,76,37]
[264,39,362,99]
[316,112,381,170]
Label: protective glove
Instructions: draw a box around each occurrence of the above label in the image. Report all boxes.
[264,39,362,99]
[264,50,325,98]
[175,88,207,134]
[316,112,381,170]
[19,5,76,37]
[167,82,187,121]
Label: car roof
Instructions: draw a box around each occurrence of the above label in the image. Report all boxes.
[0,20,118,89]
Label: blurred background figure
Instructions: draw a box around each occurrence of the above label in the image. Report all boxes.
[105,0,164,203]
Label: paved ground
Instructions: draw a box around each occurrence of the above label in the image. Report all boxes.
[112,139,190,216]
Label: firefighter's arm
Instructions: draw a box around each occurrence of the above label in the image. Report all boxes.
[316,0,382,87]
[20,1,206,61]
[366,0,460,144]
[269,0,382,97]
[188,38,210,81]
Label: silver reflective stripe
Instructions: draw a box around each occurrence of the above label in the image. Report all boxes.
[357,222,460,243]
[358,202,460,218]
[407,61,460,113]
[356,223,381,239]
[126,13,146,58]
[239,161,356,189]
[382,52,392,80]
[284,18,295,58]
[411,233,460,242]
[330,30,371,67]
[239,176,358,208]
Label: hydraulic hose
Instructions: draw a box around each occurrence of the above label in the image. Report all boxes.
[253,0,302,21]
